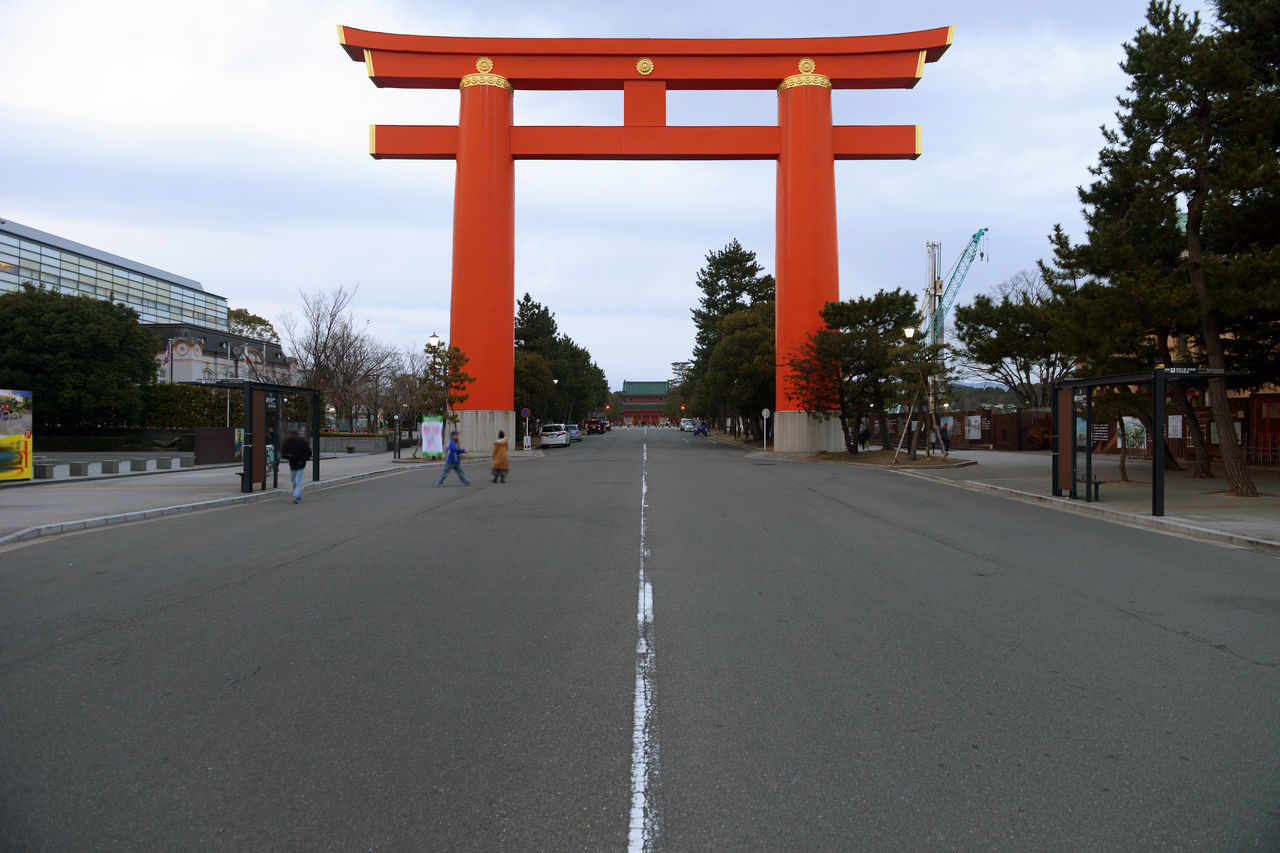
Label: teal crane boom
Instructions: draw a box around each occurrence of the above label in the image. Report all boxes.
[927,227,988,346]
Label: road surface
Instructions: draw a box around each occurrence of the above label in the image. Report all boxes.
[2,427,1277,850]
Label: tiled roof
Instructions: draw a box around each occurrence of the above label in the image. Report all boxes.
[621,380,669,395]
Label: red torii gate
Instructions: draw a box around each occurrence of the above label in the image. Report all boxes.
[339,27,953,450]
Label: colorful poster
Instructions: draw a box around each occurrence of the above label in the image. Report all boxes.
[421,415,444,460]
[965,415,982,440]
[0,389,34,481]
[1120,417,1147,449]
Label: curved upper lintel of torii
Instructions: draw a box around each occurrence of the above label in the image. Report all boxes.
[337,25,953,92]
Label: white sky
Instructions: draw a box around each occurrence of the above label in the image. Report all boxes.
[0,0,1216,388]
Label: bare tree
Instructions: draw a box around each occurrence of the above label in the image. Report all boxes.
[952,270,1074,409]
[279,285,396,430]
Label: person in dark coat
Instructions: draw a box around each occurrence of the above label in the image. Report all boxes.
[281,429,312,503]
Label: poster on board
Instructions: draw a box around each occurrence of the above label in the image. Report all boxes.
[0,389,33,481]
[1120,417,1147,449]
[421,415,444,460]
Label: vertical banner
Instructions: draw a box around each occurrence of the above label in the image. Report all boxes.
[0,389,34,481]
[421,415,445,460]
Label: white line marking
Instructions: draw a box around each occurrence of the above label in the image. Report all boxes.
[629,433,659,851]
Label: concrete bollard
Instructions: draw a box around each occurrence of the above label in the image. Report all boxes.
[34,464,71,479]
[69,462,102,477]
[101,460,122,473]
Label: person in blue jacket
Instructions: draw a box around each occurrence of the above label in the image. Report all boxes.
[437,430,471,486]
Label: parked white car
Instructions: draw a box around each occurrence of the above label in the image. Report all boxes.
[540,423,570,448]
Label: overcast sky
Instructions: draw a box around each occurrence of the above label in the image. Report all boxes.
[1,0,1217,388]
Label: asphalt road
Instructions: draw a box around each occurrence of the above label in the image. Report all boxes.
[1,428,1277,850]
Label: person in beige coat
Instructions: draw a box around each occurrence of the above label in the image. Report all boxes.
[491,431,510,483]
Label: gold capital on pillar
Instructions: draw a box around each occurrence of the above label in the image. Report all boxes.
[779,57,830,92]
[778,72,831,92]
[461,72,512,90]
[461,58,511,91]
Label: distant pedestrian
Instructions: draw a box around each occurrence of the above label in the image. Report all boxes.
[941,424,951,453]
[437,430,470,486]
[280,429,312,503]
[859,427,870,450]
[491,430,510,483]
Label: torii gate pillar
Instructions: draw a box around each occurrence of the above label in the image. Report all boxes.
[451,70,516,446]
[775,68,842,451]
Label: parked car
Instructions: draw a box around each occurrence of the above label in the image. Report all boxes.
[567,424,583,442]
[540,423,570,448]
[693,421,709,436]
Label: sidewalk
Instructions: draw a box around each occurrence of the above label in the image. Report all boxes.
[0,451,429,546]
[761,445,1280,555]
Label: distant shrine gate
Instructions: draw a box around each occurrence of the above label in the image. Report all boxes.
[339,26,953,451]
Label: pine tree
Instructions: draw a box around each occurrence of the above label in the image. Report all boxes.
[786,289,920,452]
[685,239,776,427]
[1052,0,1280,496]
[690,239,775,372]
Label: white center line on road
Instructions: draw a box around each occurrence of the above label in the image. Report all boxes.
[629,432,660,852]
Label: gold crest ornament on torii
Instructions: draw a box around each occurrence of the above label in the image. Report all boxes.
[338,26,953,451]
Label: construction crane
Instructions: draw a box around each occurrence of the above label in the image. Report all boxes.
[923,227,988,347]
[894,227,988,463]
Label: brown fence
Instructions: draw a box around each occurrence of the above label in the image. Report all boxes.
[867,409,1051,451]
[866,404,1277,464]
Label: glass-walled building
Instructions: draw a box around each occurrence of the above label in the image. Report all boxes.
[0,217,227,329]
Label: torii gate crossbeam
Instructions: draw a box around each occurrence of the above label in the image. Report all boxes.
[339,27,953,451]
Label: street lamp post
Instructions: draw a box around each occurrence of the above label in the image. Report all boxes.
[428,332,450,429]
[895,327,920,462]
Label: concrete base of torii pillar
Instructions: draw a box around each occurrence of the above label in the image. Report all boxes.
[772,411,845,453]
[455,410,517,457]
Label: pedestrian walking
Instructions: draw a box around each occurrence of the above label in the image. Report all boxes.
[437,430,470,486]
[280,429,312,503]
[491,430,509,483]
[859,427,870,450]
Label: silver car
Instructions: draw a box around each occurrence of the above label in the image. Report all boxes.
[540,423,570,448]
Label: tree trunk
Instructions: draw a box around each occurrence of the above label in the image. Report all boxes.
[1186,176,1257,496]
[1118,428,1129,482]
[1134,410,1181,471]
[839,412,856,454]
[1176,384,1213,478]
[1155,333,1213,478]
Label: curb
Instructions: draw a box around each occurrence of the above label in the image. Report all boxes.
[0,464,418,548]
[899,470,1280,556]
[743,448,978,470]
